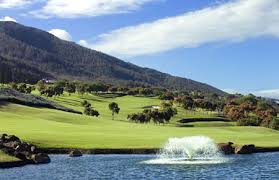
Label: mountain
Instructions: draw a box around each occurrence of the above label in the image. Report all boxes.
[0,21,225,95]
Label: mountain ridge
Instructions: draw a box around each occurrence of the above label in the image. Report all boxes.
[0,21,225,95]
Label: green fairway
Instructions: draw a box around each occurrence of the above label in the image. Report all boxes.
[39,93,221,125]
[0,93,279,149]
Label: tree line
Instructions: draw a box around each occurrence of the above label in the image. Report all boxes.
[161,91,279,130]
[3,80,279,130]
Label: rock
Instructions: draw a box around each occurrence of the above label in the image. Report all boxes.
[0,133,51,166]
[30,146,37,153]
[69,150,83,157]
[235,145,255,154]
[14,151,28,161]
[1,147,15,156]
[217,142,235,154]
[5,135,20,142]
[3,141,20,149]
[31,153,51,164]
[15,142,32,152]
[0,133,7,141]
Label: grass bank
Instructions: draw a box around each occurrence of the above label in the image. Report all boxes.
[0,150,19,163]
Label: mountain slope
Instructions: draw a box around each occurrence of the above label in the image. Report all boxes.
[0,21,224,95]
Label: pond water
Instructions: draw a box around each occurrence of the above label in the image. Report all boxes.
[1,153,279,180]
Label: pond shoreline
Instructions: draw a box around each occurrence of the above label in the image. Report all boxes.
[2,147,279,169]
[37,147,279,155]
[37,148,159,155]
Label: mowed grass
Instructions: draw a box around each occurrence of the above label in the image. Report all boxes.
[0,150,19,162]
[0,93,279,148]
[42,93,221,125]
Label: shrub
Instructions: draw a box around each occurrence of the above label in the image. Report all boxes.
[255,108,277,122]
[237,117,261,126]
[84,106,99,117]
[270,118,279,130]
[226,106,245,121]
[81,100,91,108]
[194,99,216,111]
[181,96,194,110]
[128,107,177,124]
[159,92,174,101]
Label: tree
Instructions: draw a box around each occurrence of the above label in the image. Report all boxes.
[25,86,32,94]
[81,100,91,108]
[76,82,87,95]
[255,101,277,127]
[139,88,153,96]
[240,102,256,115]
[161,101,173,109]
[215,101,225,112]
[54,80,67,88]
[17,83,27,93]
[53,84,64,96]
[41,86,55,97]
[194,99,216,111]
[37,80,47,95]
[82,101,99,117]
[128,113,151,124]
[9,82,18,90]
[109,87,118,93]
[87,83,108,93]
[270,118,279,130]
[159,92,174,101]
[84,106,100,117]
[65,82,76,95]
[227,106,245,121]
[128,107,177,125]
[109,102,120,120]
[127,88,140,95]
[182,96,194,110]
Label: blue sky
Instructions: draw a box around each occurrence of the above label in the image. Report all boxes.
[0,0,279,98]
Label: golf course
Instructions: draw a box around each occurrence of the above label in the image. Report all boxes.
[1,92,279,151]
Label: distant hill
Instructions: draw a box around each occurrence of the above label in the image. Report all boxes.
[0,21,225,95]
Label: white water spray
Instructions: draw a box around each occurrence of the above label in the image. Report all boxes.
[144,136,229,164]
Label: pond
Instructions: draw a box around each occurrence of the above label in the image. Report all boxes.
[1,153,279,180]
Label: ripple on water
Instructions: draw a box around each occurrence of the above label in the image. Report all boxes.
[0,153,279,179]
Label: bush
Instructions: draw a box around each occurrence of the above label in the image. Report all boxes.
[128,107,177,124]
[237,117,261,126]
[81,100,91,108]
[159,92,174,101]
[270,118,279,130]
[226,106,245,121]
[84,106,99,117]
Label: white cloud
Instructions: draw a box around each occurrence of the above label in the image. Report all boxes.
[223,88,279,99]
[0,16,17,22]
[80,0,279,57]
[0,0,37,9]
[223,89,241,94]
[253,89,279,99]
[78,40,90,48]
[30,0,156,18]
[48,29,72,41]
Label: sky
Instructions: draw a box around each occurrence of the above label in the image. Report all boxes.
[0,0,279,98]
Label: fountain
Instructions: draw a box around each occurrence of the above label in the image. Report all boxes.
[144,136,229,164]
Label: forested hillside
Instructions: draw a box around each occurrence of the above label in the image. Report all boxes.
[0,21,224,95]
